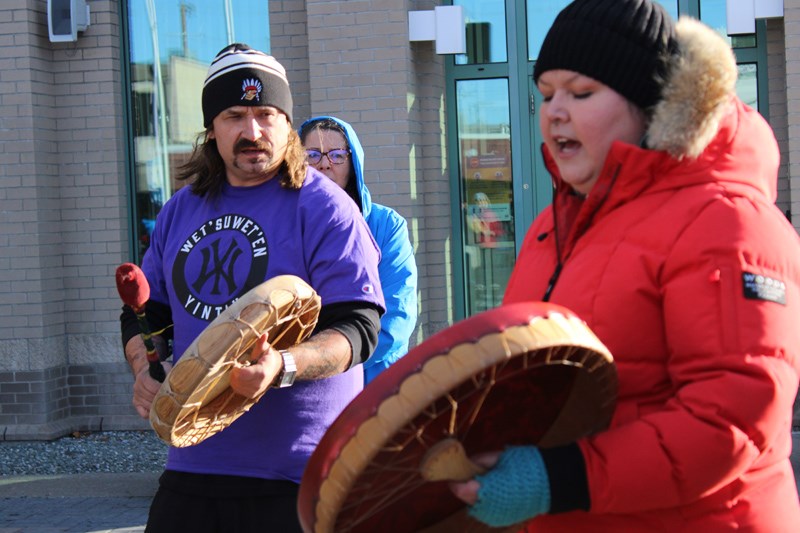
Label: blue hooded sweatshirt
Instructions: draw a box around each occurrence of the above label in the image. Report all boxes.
[300,116,418,383]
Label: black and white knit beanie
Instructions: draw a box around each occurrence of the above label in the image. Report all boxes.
[202,43,293,127]
[533,0,678,111]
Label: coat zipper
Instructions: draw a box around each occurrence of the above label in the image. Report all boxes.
[541,165,620,302]
[542,261,562,302]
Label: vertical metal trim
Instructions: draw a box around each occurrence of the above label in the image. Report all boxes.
[118,0,139,263]
[445,70,467,321]
[755,19,770,120]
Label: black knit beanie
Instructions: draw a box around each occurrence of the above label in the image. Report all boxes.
[202,43,293,127]
[533,0,678,111]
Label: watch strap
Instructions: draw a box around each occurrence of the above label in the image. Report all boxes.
[274,349,297,388]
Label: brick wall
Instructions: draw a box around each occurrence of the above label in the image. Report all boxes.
[788,0,800,234]
[769,19,790,218]
[0,363,141,440]
[269,0,312,122]
[0,1,141,440]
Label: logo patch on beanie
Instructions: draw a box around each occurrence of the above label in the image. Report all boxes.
[241,78,262,101]
[742,272,786,305]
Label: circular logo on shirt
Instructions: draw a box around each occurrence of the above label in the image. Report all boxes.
[172,214,269,321]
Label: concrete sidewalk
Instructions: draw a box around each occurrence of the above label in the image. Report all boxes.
[0,434,798,533]
[0,472,158,533]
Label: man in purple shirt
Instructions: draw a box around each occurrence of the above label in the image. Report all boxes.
[120,44,384,532]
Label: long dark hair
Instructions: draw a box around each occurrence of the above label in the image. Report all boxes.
[177,128,308,198]
[299,118,361,210]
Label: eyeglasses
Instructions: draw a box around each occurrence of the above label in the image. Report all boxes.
[305,149,350,165]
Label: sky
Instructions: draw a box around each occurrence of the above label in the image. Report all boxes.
[129,0,270,64]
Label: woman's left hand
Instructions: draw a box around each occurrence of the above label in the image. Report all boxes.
[449,451,503,504]
[451,446,552,527]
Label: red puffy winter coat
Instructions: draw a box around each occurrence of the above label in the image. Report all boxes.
[506,19,800,533]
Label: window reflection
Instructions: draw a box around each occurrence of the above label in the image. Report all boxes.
[455,0,508,64]
[737,64,758,110]
[127,0,270,258]
[700,0,730,40]
[700,0,756,47]
[456,79,516,314]
[653,0,678,21]
[526,0,569,61]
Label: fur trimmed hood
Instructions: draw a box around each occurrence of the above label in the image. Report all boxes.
[646,18,738,159]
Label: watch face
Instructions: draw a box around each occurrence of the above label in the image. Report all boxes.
[281,369,297,387]
[277,351,297,388]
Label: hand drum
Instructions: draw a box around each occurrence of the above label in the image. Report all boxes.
[150,275,321,448]
[298,302,617,533]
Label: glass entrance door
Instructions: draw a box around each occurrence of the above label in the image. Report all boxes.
[455,79,516,314]
[448,0,569,318]
[449,0,516,317]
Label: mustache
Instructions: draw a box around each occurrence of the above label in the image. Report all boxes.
[234,138,272,155]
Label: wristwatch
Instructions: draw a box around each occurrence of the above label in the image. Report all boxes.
[273,350,297,388]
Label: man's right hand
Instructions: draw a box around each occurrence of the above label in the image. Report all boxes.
[125,335,171,419]
[132,362,172,418]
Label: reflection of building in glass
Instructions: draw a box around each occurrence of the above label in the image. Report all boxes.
[461,132,513,249]
[460,129,515,314]
[461,131,511,181]
[470,192,504,248]
[130,55,202,207]
[167,56,206,144]
[455,0,508,65]
[736,64,758,110]
[465,22,490,64]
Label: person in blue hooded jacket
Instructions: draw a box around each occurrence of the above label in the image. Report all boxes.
[299,117,418,383]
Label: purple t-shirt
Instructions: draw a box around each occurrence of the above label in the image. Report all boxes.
[141,169,384,483]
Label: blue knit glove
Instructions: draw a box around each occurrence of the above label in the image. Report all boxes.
[468,446,551,527]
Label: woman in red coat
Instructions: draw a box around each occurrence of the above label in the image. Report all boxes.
[451,0,800,531]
